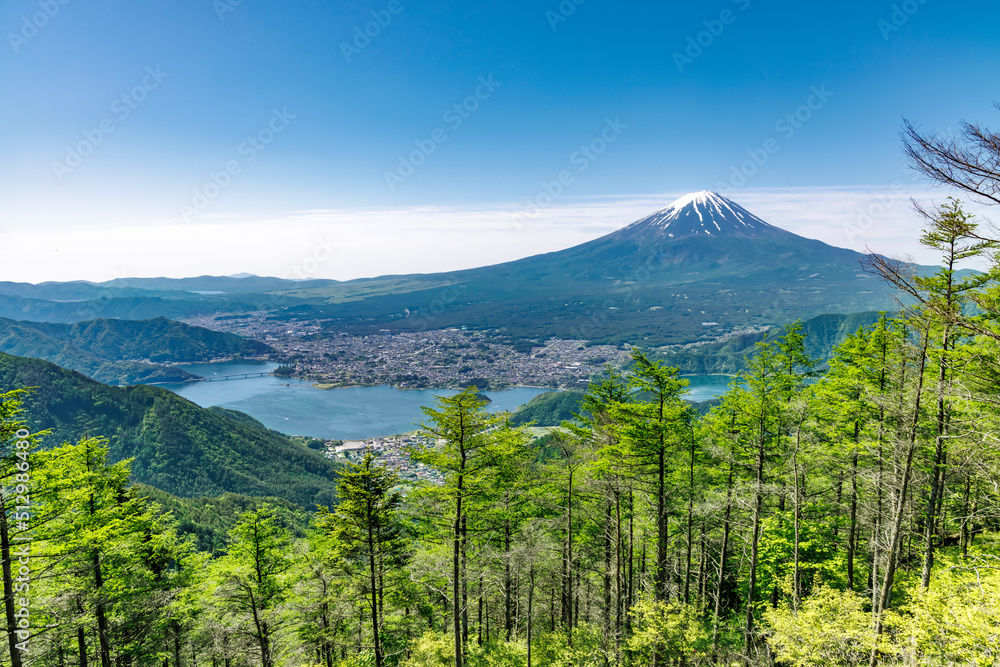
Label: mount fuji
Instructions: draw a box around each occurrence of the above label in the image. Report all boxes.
[515,190,873,281]
[276,191,904,344]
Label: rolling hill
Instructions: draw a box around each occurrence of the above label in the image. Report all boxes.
[0,316,273,385]
[0,352,339,508]
[654,311,889,375]
[509,390,587,427]
[25,316,274,362]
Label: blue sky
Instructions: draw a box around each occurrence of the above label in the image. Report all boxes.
[1,0,998,282]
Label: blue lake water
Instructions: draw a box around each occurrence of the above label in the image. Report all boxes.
[158,362,733,440]
[683,374,735,403]
[161,361,550,440]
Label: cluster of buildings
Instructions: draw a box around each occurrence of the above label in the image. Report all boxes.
[184,314,633,390]
[331,433,444,485]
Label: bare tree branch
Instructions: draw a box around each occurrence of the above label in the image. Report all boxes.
[902,110,1000,207]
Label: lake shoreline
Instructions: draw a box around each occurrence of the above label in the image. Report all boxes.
[159,361,557,440]
[159,361,732,440]
[311,381,556,392]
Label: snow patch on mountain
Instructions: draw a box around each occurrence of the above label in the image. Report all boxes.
[619,191,780,240]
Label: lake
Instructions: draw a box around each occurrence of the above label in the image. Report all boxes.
[159,362,733,440]
[162,361,551,440]
[683,374,735,403]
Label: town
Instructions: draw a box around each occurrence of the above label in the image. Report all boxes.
[184,313,636,389]
[331,433,445,486]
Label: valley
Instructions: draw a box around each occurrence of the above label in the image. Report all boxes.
[168,192,906,394]
[0,194,902,448]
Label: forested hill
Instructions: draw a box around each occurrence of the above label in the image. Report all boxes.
[0,352,339,508]
[509,390,587,426]
[655,311,886,374]
[509,387,721,427]
[0,316,273,385]
[481,314,888,429]
[133,484,313,553]
[5,315,273,361]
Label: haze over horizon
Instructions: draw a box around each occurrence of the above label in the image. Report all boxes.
[2,0,999,282]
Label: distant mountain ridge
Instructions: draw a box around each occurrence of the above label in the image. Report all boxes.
[103,275,340,293]
[0,276,336,300]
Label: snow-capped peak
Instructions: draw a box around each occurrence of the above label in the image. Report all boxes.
[618,191,779,240]
[666,190,720,209]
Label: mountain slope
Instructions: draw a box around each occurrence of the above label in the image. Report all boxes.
[29,316,273,362]
[0,319,195,384]
[134,484,313,553]
[0,352,339,508]
[0,317,273,385]
[550,191,867,277]
[654,311,888,375]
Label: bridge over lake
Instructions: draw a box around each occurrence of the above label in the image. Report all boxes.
[152,371,273,385]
